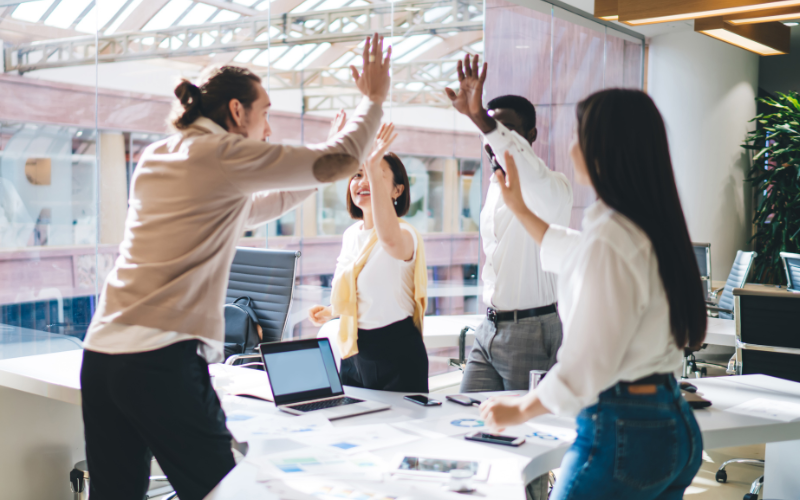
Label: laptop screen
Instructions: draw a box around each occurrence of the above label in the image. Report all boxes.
[260,339,343,406]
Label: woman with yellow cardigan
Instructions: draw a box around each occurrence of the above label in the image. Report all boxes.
[309,122,429,393]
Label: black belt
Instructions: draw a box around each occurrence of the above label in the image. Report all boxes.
[487,304,557,325]
[620,373,672,386]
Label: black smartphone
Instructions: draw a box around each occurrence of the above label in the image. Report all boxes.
[465,431,525,447]
[485,144,504,174]
[404,395,442,406]
[446,394,481,406]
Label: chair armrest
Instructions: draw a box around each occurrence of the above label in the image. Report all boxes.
[709,287,725,300]
[706,305,733,314]
[224,353,261,365]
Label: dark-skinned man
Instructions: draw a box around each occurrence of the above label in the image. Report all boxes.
[446,55,573,500]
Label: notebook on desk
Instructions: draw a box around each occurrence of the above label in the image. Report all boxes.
[259,338,390,420]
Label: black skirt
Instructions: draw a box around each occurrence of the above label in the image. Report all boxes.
[340,316,429,393]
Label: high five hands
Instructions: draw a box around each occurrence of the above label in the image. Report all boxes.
[445,54,495,134]
[351,33,392,104]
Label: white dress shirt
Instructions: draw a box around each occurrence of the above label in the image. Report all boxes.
[333,221,418,330]
[480,122,573,310]
[535,200,685,417]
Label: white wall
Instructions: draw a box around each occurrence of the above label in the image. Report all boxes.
[648,31,759,282]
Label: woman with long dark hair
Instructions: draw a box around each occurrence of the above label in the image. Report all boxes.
[309,123,429,393]
[480,88,707,499]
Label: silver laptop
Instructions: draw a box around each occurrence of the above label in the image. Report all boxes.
[259,338,390,420]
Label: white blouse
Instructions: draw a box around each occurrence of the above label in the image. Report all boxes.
[535,200,684,417]
[334,221,419,330]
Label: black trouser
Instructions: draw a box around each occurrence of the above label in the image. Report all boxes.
[81,340,235,500]
[341,316,429,393]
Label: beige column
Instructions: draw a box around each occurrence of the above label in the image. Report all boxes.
[301,191,318,237]
[442,159,459,233]
[99,132,128,245]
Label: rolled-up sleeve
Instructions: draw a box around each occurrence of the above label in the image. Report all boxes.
[540,224,581,275]
[218,97,382,194]
[244,189,316,230]
[536,239,645,417]
[484,122,572,223]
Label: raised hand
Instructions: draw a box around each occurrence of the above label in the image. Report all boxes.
[366,122,398,175]
[495,151,527,216]
[445,54,488,119]
[328,109,347,140]
[350,33,392,104]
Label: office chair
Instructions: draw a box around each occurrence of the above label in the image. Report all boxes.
[692,242,712,300]
[223,247,301,367]
[683,250,755,378]
[706,250,756,319]
[780,251,800,292]
[714,287,800,500]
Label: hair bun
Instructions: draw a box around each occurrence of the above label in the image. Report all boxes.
[174,79,201,108]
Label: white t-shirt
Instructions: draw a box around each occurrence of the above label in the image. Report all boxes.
[334,221,419,330]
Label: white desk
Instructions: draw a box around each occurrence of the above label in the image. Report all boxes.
[705,317,735,347]
[206,374,800,500]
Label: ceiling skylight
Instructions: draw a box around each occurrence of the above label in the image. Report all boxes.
[44,0,94,29]
[234,48,260,63]
[104,0,144,34]
[142,0,192,31]
[294,42,332,69]
[11,0,56,23]
[179,2,217,26]
[210,9,240,23]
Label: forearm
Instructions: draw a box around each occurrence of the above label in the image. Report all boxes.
[245,189,315,229]
[470,109,497,135]
[520,391,552,420]
[513,205,550,245]
[369,176,413,260]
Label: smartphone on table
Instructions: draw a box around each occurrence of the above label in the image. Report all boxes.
[404,394,442,406]
[446,394,482,406]
[465,431,526,447]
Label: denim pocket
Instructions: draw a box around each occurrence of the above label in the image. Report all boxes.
[613,418,678,489]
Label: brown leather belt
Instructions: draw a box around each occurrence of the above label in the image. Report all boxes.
[486,304,557,326]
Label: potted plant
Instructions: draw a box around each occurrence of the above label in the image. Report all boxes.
[742,91,800,284]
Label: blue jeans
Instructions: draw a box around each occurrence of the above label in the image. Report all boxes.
[550,375,702,500]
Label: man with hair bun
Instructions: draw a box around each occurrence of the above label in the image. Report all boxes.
[80,34,392,500]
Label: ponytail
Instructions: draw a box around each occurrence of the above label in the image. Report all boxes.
[169,66,262,131]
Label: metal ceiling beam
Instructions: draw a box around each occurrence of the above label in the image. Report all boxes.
[304,87,452,111]
[4,0,483,74]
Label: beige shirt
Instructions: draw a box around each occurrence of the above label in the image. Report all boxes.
[84,97,383,360]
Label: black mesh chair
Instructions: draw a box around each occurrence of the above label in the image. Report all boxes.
[223,247,301,367]
[693,242,712,300]
[706,250,756,319]
[714,288,800,500]
[781,252,800,292]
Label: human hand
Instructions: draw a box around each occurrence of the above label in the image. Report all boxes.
[350,33,392,104]
[495,151,528,216]
[328,110,347,140]
[308,305,333,326]
[479,395,529,432]
[445,54,488,121]
[365,122,397,176]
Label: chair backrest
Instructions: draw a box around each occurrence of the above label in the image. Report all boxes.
[781,252,800,292]
[734,288,800,382]
[226,247,300,343]
[692,243,711,299]
[716,250,756,320]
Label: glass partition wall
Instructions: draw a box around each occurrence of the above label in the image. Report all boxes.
[0,0,642,371]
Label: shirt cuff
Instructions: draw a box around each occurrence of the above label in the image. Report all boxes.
[540,224,575,274]
[484,121,514,156]
[535,366,587,418]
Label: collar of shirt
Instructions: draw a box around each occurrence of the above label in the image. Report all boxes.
[191,117,228,135]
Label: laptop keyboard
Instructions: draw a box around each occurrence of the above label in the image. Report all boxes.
[290,397,363,412]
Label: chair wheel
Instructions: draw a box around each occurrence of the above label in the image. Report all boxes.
[743,494,758,500]
[715,470,727,483]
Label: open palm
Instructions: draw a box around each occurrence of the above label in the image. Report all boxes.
[445,54,488,118]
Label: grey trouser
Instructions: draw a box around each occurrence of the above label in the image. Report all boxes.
[460,311,563,500]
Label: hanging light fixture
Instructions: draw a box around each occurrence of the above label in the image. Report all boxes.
[724,5,800,23]
[618,0,800,25]
[695,17,790,54]
[594,0,619,21]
